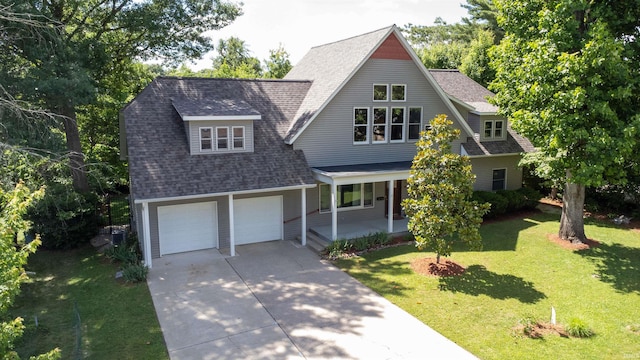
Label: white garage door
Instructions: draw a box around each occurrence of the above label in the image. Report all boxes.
[234,196,283,245]
[158,202,218,255]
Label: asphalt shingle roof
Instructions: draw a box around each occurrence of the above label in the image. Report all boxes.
[123,77,315,201]
[283,26,394,143]
[171,98,261,118]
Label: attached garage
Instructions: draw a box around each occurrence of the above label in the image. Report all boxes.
[158,202,218,255]
[234,196,283,245]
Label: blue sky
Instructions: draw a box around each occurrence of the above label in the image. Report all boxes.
[192,0,467,69]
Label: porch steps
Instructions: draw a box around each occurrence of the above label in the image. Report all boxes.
[305,231,331,255]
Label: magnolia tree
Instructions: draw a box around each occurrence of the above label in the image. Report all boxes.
[402,115,489,264]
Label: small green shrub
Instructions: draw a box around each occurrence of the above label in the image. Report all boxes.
[352,236,369,251]
[325,239,352,258]
[497,189,526,211]
[565,318,595,338]
[371,231,390,246]
[516,187,543,209]
[518,316,539,338]
[473,191,507,218]
[122,262,149,283]
[105,245,138,264]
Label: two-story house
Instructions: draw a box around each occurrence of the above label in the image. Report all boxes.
[120,25,533,268]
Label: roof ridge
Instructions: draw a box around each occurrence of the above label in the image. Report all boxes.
[308,24,396,50]
[156,76,311,84]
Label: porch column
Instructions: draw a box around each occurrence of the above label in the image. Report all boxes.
[141,202,152,269]
[331,183,338,241]
[228,194,236,256]
[301,187,307,246]
[387,180,394,234]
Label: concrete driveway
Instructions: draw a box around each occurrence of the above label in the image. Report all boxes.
[147,241,477,359]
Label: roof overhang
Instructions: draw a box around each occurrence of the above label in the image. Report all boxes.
[133,183,316,204]
[172,98,262,122]
[312,161,411,185]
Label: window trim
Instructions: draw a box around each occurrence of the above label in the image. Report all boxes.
[373,84,389,102]
[482,119,506,140]
[391,84,407,102]
[231,126,245,150]
[408,107,422,141]
[353,107,370,145]
[390,107,406,143]
[216,126,229,150]
[319,182,375,214]
[491,168,507,191]
[199,127,213,151]
[372,107,388,144]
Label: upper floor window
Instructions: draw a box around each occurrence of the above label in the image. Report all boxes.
[200,127,212,151]
[408,107,422,141]
[232,126,245,150]
[391,84,406,101]
[483,120,505,140]
[372,107,387,143]
[390,107,405,142]
[373,84,388,101]
[198,126,246,152]
[353,107,369,144]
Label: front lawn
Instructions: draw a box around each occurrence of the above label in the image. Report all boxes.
[334,212,640,360]
[10,244,168,359]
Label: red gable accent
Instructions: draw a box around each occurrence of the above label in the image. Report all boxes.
[370,33,412,60]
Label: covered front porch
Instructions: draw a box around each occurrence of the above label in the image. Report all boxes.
[311,161,412,241]
[309,217,410,241]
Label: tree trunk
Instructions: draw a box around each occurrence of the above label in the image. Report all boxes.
[61,103,89,192]
[559,179,586,243]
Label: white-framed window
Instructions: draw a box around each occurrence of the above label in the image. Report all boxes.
[373,84,388,101]
[483,119,505,140]
[492,168,507,191]
[408,107,422,141]
[319,183,375,213]
[372,107,387,143]
[216,127,229,150]
[200,127,213,151]
[353,107,369,144]
[232,126,245,150]
[390,107,405,142]
[391,84,406,101]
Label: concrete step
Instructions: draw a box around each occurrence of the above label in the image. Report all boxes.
[305,231,331,255]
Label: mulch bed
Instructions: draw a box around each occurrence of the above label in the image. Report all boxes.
[546,234,600,251]
[513,321,569,339]
[411,257,466,277]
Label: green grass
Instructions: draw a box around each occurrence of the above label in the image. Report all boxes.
[10,244,168,360]
[334,212,640,360]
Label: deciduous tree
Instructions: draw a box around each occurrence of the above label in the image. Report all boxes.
[403,115,489,263]
[490,0,640,243]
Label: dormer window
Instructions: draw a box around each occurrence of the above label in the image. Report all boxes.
[200,127,213,151]
[391,84,406,101]
[482,119,505,140]
[216,127,229,150]
[232,126,245,149]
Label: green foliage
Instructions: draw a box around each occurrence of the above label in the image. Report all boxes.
[104,244,138,265]
[473,188,542,219]
[28,184,98,250]
[565,318,595,338]
[490,0,640,189]
[211,37,263,78]
[264,45,292,79]
[403,115,490,262]
[122,262,149,283]
[516,187,543,209]
[0,183,60,359]
[324,232,391,258]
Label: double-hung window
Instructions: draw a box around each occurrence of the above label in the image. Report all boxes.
[408,107,422,141]
[216,127,229,150]
[390,107,405,142]
[232,126,245,150]
[492,169,506,190]
[200,127,213,151]
[319,183,375,213]
[353,107,369,144]
[372,107,387,143]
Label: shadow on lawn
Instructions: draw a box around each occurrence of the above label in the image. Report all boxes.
[438,265,547,303]
[577,242,640,294]
[337,258,413,297]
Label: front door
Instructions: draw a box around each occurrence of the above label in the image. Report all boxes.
[385,180,404,219]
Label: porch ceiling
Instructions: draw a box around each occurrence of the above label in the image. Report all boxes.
[312,161,411,185]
